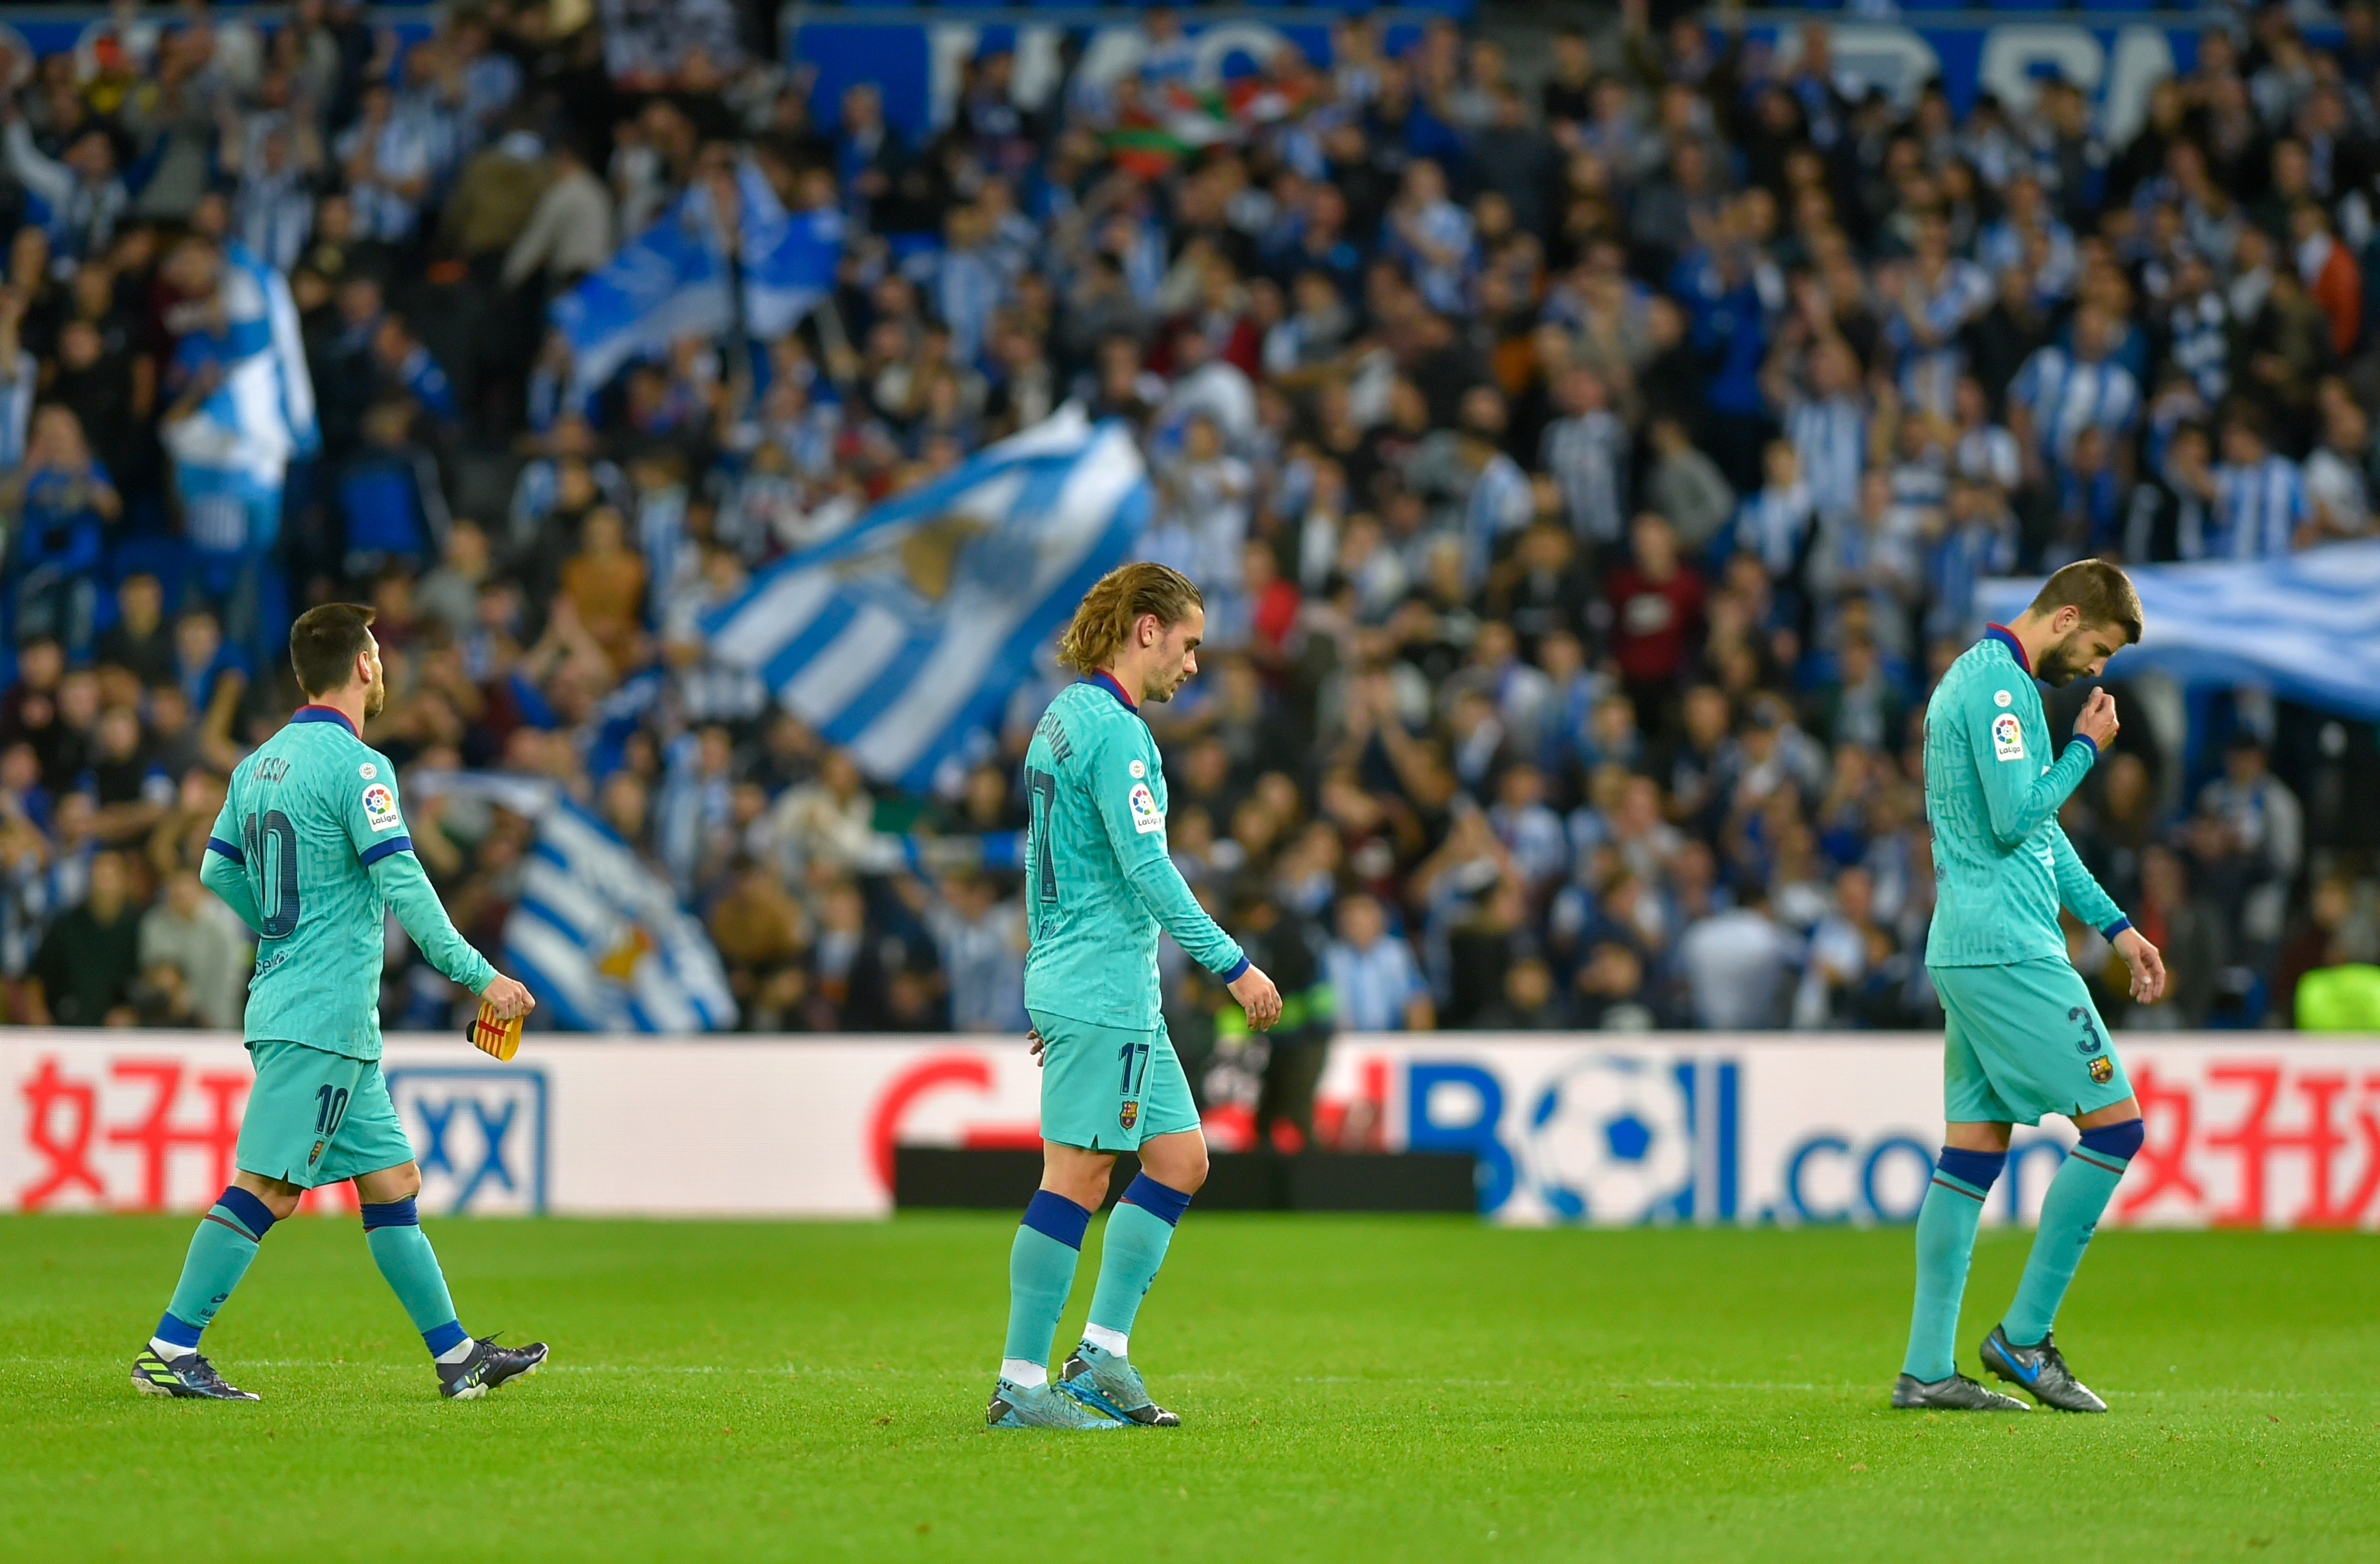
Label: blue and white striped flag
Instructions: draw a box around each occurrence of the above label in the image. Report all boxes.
[551,191,733,401]
[1977,539,2380,719]
[737,157,843,340]
[162,242,318,484]
[705,406,1151,793]
[502,794,738,1034]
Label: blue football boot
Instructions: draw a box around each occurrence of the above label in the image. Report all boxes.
[1979,1325,2107,1412]
[987,1376,1123,1430]
[1058,1341,1180,1427]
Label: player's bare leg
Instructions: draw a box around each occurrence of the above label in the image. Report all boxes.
[1978,1097,2144,1412]
[352,1160,549,1399]
[1059,1128,1207,1427]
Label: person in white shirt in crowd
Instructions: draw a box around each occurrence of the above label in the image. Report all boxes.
[2212,407,2306,559]
[1677,885,1800,1030]
[1324,892,1436,1032]
[335,82,434,245]
[2008,304,2140,487]
[2301,394,2374,546]
[1540,364,1628,555]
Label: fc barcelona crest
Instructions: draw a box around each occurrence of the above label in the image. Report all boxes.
[1119,1102,1139,1131]
[2087,1056,2115,1085]
[309,1138,325,1163]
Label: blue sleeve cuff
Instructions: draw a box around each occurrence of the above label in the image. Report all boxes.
[1220,955,1251,983]
[2069,735,2099,763]
[205,836,245,865]
[358,835,414,868]
[2102,916,2132,941]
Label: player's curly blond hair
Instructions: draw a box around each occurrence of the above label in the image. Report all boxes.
[1055,562,1205,671]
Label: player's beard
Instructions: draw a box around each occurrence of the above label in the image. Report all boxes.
[2035,629,2093,687]
[363,670,387,719]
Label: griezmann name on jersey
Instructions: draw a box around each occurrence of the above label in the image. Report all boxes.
[1922,628,2126,968]
[1021,678,1248,1030]
[204,707,494,1058]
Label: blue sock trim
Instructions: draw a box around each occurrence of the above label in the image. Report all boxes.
[154,1311,203,1350]
[216,1186,277,1240]
[1021,1190,1090,1249]
[1933,1146,2007,1192]
[360,1198,419,1231]
[423,1319,469,1357]
[2078,1118,2145,1162]
[1120,1173,1193,1228]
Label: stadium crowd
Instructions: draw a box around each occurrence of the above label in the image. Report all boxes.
[3,0,2379,1112]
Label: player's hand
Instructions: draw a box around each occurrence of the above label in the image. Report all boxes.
[2074,687,2120,751]
[479,974,536,1021]
[1026,1026,1046,1068]
[2113,927,2167,1005]
[1228,965,1283,1032]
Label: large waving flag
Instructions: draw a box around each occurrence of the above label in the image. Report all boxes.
[164,242,318,483]
[737,157,843,340]
[1977,540,2380,718]
[409,772,737,1034]
[505,794,738,1034]
[705,406,1150,793]
[551,191,733,401]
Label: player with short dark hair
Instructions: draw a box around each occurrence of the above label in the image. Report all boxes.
[1894,560,2168,1414]
[130,602,547,1402]
[987,562,1282,1430]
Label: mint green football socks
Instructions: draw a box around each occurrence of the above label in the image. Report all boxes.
[2002,1121,2142,1345]
[1902,1148,2002,1382]
[154,1185,278,1356]
[362,1200,472,1361]
[1002,1191,1090,1387]
[1085,1174,1193,1349]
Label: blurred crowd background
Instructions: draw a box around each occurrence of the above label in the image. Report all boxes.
[4,0,2380,1123]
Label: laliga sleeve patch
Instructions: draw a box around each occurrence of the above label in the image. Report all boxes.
[361,782,403,832]
[1991,712,2025,763]
[1127,781,1165,835]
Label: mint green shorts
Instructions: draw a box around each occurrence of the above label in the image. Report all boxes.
[1030,1009,1201,1153]
[1930,959,2135,1127]
[235,1039,414,1189]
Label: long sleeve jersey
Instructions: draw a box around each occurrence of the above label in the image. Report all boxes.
[1922,626,2131,967]
[1021,674,1248,1030]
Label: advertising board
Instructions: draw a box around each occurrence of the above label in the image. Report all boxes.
[7,1030,2374,1228]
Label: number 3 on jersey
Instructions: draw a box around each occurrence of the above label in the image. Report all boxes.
[242,809,303,939]
[1026,766,1059,938]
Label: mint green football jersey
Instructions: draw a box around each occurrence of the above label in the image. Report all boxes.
[205,707,494,1058]
[1922,628,2127,968]
[1021,676,1248,1030]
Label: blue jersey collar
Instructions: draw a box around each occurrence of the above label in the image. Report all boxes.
[1982,623,2031,677]
[290,705,359,737]
[1079,671,1139,711]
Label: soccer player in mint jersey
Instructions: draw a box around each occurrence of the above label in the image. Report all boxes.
[130,603,547,1402]
[988,562,1283,1430]
[1896,560,2169,1414]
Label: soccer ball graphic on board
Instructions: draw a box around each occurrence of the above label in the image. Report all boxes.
[1524,1055,1697,1222]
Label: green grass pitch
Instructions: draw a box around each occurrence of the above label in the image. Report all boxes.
[2,1214,2374,1563]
